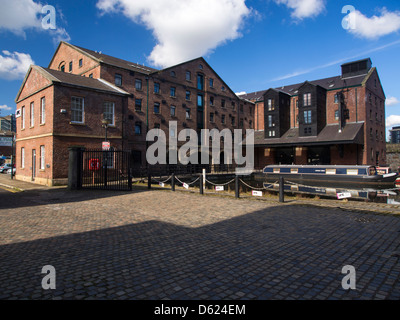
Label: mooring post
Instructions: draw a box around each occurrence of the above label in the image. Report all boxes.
[200,173,204,195]
[235,175,240,198]
[279,176,284,203]
[147,170,151,190]
[171,173,175,191]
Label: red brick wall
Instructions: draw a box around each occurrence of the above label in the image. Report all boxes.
[48,42,100,76]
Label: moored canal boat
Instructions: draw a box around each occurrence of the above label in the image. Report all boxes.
[263,165,398,188]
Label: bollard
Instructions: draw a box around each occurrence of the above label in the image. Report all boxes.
[171,173,175,191]
[235,175,240,198]
[148,172,151,189]
[200,173,204,195]
[279,176,284,203]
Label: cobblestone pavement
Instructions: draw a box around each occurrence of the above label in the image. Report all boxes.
[0,186,399,300]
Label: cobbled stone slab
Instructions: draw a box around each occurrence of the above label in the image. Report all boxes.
[0,188,399,300]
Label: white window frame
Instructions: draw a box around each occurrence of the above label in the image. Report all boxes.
[71,96,84,124]
[103,102,115,126]
[21,106,25,129]
[40,145,45,170]
[30,102,34,127]
[40,97,45,125]
[21,147,25,168]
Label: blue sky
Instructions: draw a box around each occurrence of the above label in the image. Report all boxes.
[0,0,399,138]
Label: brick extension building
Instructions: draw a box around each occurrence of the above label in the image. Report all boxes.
[15,41,254,186]
[239,58,387,168]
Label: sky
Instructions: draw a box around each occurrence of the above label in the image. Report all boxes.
[0,0,399,139]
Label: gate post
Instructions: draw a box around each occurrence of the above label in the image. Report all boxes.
[68,147,83,190]
[171,173,175,191]
[235,175,240,198]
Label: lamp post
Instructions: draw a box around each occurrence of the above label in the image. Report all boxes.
[102,119,111,142]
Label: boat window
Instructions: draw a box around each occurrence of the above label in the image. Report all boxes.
[273,168,280,173]
[347,169,358,175]
[326,169,336,175]
[290,168,298,174]
[368,167,377,175]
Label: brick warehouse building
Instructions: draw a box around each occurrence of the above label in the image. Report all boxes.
[15,41,254,186]
[239,58,387,168]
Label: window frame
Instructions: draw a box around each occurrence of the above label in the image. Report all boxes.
[71,96,85,124]
[103,102,115,126]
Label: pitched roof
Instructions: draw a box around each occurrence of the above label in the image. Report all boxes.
[239,72,370,102]
[70,43,159,75]
[252,122,364,147]
[16,66,130,102]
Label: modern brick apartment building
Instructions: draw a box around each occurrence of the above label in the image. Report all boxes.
[239,58,387,168]
[15,41,254,186]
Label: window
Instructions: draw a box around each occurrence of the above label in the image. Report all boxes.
[103,102,115,125]
[170,87,176,97]
[69,61,73,72]
[334,93,339,104]
[154,123,160,129]
[221,99,226,108]
[303,93,311,106]
[21,148,25,168]
[71,97,84,123]
[197,74,204,90]
[40,145,45,170]
[154,82,160,94]
[249,120,253,129]
[135,79,142,90]
[30,102,34,127]
[209,78,214,88]
[186,108,191,119]
[210,96,214,106]
[170,71,176,77]
[335,110,339,120]
[239,119,243,128]
[186,71,191,81]
[154,102,160,114]
[113,74,122,86]
[231,116,235,126]
[210,113,214,123]
[221,86,225,91]
[240,105,244,113]
[135,122,142,135]
[79,59,83,68]
[232,102,236,110]
[268,130,276,137]
[304,127,312,135]
[304,110,312,124]
[268,115,274,127]
[170,105,176,117]
[135,99,142,111]
[60,65,65,72]
[197,94,203,107]
[89,74,93,78]
[21,106,25,129]
[186,90,191,100]
[40,97,45,125]
[221,114,226,124]
[267,99,274,111]
[199,64,203,70]
[170,127,176,137]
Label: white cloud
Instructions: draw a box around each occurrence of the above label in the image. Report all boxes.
[0,105,12,111]
[236,91,247,96]
[347,9,400,39]
[0,0,70,42]
[387,96,400,106]
[97,0,252,68]
[274,0,325,19]
[0,51,35,80]
[386,115,400,128]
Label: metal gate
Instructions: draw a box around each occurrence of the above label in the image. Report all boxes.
[81,149,132,190]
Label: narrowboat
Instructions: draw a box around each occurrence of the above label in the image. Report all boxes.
[263,165,398,188]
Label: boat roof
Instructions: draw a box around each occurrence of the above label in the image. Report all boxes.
[265,165,374,169]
